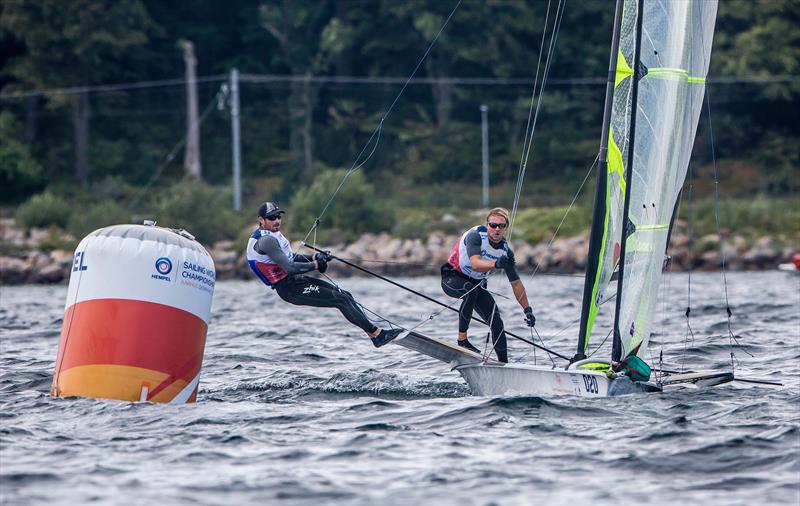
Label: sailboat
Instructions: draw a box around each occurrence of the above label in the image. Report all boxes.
[394,0,732,396]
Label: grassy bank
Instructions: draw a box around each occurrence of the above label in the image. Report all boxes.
[4,178,798,253]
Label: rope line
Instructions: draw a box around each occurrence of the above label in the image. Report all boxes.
[681,162,696,373]
[509,0,568,241]
[527,154,598,281]
[509,0,555,237]
[301,0,463,245]
[705,86,753,360]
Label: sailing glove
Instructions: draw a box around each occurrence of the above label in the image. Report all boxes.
[494,256,509,269]
[524,307,536,327]
[315,251,332,273]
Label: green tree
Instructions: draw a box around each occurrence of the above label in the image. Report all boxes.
[289,169,394,243]
[156,181,246,244]
[260,0,353,179]
[0,111,43,201]
[1,0,157,185]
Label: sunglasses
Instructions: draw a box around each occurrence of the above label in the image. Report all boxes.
[487,222,508,229]
[264,214,282,221]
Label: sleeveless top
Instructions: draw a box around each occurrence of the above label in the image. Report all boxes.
[246,228,293,286]
[447,225,509,280]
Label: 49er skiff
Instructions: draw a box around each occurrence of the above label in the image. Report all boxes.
[394,0,738,397]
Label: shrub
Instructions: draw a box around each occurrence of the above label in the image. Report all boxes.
[36,226,78,252]
[514,203,592,244]
[67,200,132,238]
[90,175,131,201]
[156,181,248,245]
[393,208,470,240]
[15,193,72,229]
[289,169,395,243]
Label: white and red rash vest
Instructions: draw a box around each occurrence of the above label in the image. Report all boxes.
[247,228,293,286]
[447,225,509,280]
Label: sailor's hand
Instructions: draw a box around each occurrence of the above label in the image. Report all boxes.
[524,306,536,327]
[494,256,509,269]
[316,258,328,273]
[315,251,333,263]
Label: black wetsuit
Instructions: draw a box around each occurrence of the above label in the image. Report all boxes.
[440,230,519,363]
[255,235,378,334]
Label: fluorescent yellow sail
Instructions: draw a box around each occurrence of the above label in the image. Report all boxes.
[614,0,718,361]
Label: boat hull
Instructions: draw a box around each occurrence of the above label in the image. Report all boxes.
[395,330,660,397]
[455,362,659,397]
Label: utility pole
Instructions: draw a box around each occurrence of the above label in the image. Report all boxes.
[480,104,489,207]
[230,68,242,211]
[182,40,202,179]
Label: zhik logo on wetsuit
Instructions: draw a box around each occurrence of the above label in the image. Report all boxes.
[303,284,320,294]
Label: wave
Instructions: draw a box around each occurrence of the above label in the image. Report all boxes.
[205,369,469,401]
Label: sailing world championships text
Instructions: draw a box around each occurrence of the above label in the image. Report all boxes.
[182,261,215,287]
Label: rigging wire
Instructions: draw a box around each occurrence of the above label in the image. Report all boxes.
[295,0,570,362]
[527,154,598,281]
[587,329,612,358]
[681,162,696,373]
[300,0,463,246]
[705,86,753,361]
[508,0,568,241]
[508,0,555,235]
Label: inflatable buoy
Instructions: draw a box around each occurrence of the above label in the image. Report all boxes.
[51,222,215,403]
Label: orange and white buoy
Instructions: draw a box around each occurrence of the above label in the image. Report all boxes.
[51,222,215,403]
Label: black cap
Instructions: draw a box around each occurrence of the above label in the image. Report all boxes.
[258,201,285,219]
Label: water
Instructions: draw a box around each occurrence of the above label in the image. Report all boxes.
[1,272,798,505]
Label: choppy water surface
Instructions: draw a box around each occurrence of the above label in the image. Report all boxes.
[1,272,798,505]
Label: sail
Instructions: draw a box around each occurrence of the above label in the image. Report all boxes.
[614,0,718,361]
[576,0,628,355]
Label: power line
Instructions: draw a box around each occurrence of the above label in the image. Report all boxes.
[0,75,228,99]
[2,73,798,100]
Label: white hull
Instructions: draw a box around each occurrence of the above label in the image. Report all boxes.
[455,362,657,397]
[394,331,661,397]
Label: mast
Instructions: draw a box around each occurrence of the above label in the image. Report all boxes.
[611,0,645,362]
[574,0,625,361]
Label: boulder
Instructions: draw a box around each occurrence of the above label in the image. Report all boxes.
[50,249,75,269]
[28,228,51,247]
[31,263,66,283]
[0,256,30,284]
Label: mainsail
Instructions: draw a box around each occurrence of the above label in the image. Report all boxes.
[612,0,718,362]
[578,0,717,361]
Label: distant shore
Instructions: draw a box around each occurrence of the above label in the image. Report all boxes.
[1,218,795,285]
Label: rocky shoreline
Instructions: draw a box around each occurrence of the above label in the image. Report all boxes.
[1,219,795,285]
